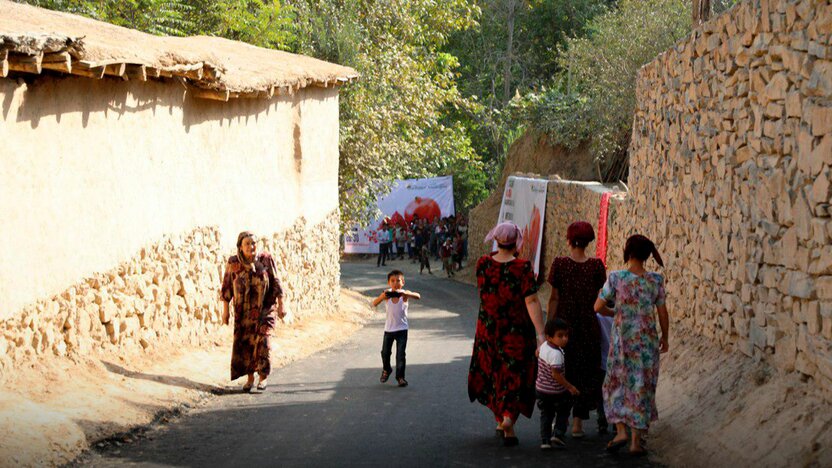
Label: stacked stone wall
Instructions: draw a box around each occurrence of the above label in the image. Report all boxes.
[626,0,832,387]
[0,211,340,378]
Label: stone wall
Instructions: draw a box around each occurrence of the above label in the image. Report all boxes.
[626,0,832,387]
[0,211,340,376]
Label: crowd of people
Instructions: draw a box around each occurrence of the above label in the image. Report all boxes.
[375,214,469,278]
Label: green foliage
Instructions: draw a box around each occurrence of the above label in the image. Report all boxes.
[517,0,690,181]
[289,0,484,228]
[444,0,610,190]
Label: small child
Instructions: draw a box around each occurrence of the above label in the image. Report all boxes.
[440,238,454,277]
[372,270,421,387]
[419,243,432,275]
[536,318,580,450]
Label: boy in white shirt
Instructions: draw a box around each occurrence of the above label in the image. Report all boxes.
[372,270,421,387]
[536,318,580,450]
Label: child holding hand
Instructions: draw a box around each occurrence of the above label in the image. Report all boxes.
[372,270,421,387]
[536,318,580,450]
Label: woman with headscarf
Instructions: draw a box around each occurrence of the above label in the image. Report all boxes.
[546,221,607,438]
[468,222,546,447]
[594,234,669,456]
[221,231,286,392]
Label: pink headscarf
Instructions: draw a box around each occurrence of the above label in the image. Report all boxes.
[485,221,522,246]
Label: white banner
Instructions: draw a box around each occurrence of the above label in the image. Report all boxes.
[344,176,455,254]
[495,175,548,275]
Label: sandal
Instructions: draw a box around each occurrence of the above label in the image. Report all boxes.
[242,383,253,393]
[256,381,268,391]
[606,438,628,453]
[380,370,390,383]
[397,378,409,387]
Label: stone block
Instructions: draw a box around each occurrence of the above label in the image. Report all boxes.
[810,104,832,136]
[817,276,832,300]
[787,270,815,298]
[805,300,822,334]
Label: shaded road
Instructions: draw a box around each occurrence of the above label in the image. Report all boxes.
[80,260,656,467]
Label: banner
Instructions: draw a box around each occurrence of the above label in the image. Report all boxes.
[495,176,548,275]
[344,176,455,254]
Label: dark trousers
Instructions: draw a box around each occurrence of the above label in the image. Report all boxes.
[537,391,572,442]
[377,242,390,266]
[381,330,408,379]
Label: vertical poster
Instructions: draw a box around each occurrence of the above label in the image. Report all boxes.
[495,175,548,275]
[344,176,455,254]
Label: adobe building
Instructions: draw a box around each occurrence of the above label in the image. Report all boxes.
[0,0,357,369]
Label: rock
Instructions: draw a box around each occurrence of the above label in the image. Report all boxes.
[817,276,832,300]
[787,271,815,298]
[810,104,832,136]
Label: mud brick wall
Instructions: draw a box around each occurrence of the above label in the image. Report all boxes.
[627,0,832,387]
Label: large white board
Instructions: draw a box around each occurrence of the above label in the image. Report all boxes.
[494,175,548,275]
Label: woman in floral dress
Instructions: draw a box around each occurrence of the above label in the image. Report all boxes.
[546,221,607,438]
[468,222,546,446]
[594,234,669,456]
[221,231,286,392]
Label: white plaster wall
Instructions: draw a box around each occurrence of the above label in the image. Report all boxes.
[0,75,340,320]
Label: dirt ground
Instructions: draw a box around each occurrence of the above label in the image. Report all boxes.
[0,288,372,467]
[452,262,832,467]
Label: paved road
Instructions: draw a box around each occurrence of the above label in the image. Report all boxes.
[80,260,656,467]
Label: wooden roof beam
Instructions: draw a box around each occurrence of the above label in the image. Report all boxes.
[71,60,105,79]
[125,64,147,81]
[189,86,230,101]
[42,52,72,73]
[8,52,43,74]
[104,62,126,79]
[0,50,8,78]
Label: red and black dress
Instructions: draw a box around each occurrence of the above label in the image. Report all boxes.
[547,256,606,420]
[468,254,539,422]
[221,252,282,381]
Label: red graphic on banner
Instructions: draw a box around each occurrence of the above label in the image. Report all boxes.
[405,197,441,223]
[518,206,542,265]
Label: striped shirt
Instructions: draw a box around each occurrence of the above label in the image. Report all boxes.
[536,343,566,394]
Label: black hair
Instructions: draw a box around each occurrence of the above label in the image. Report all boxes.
[496,242,516,251]
[570,238,591,249]
[544,318,570,337]
[623,234,664,267]
[387,270,405,280]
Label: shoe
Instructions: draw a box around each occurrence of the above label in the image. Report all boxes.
[242,383,253,393]
[380,370,390,383]
[550,435,566,448]
[571,430,585,438]
[397,378,408,387]
[540,442,552,450]
[606,438,628,453]
[256,381,268,391]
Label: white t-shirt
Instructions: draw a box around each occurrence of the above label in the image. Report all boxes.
[536,342,566,394]
[385,296,409,332]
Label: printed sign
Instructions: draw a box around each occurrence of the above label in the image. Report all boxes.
[344,176,455,254]
[495,176,548,275]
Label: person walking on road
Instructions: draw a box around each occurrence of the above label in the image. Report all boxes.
[594,234,669,456]
[468,222,546,447]
[372,270,421,387]
[546,221,607,438]
[221,231,286,392]
[377,219,392,267]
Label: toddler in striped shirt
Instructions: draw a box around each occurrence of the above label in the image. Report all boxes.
[536,318,580,450]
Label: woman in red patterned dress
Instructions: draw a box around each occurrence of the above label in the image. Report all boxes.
[546,221,607,437]
[468,222,546,446]
[221,231,286,392]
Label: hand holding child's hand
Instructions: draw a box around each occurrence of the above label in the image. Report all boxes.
[659,337,669,353]
[568,385,580,396]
